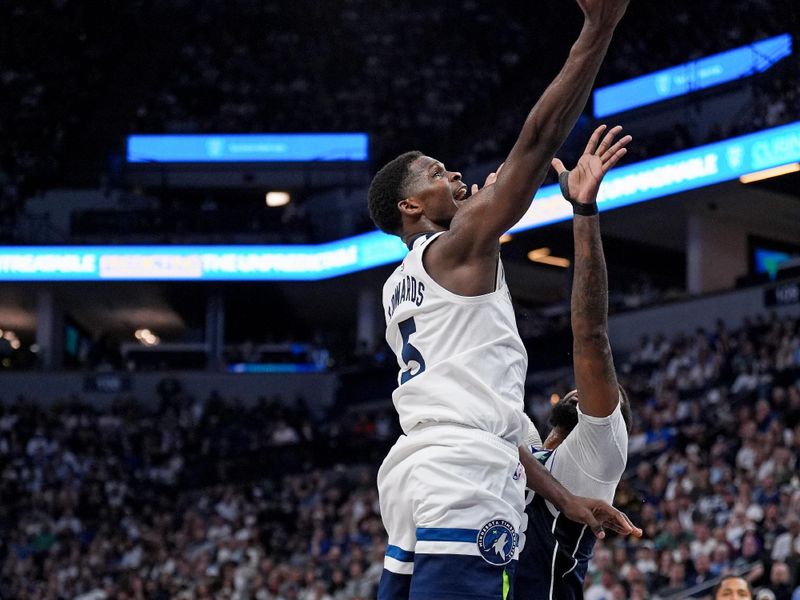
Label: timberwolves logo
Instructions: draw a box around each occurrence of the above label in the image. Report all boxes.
[477,520,517,566]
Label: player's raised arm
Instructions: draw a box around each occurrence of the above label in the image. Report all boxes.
[552,124,631,418]
[447,0,630,256]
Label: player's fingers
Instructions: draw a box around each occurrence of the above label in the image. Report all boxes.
[596,125,623,156]
[495,162,505,176]
[471,184,479,195]
[581,509,606,539]
[591,523,606,540]
[600,134,632,163]
[602,520,632,535]
[601,147,627,174]
[616,510,643,538]
[584,125,607,155]
[551,157,567,175]
[608,521,642,538]
[608,507,642,537]
[485,172,497,186]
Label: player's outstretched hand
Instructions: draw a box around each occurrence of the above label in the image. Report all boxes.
[562,496,643,540]
[469,163,504,197]
[551,124,631,206]
[576,0,630,28]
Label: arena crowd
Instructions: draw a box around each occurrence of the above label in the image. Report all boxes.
[2,311,799,598]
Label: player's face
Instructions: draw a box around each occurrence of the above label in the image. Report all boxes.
[715,578,751,599]
[406,156,466,228]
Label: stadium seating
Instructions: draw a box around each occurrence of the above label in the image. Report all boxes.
[1,311,798,598]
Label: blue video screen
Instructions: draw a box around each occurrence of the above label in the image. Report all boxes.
[593,34,792,118]
[127,133,369,163]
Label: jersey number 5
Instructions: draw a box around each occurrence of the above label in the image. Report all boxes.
[398,317,426,384]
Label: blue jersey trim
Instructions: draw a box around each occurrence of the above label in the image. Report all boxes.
[416,528,479,543]
[386,545,415,562]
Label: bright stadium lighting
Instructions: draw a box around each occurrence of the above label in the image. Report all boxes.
[134,328,160,346]
[739,162,800,184]
[527,248,551,261]
[535,255,571,268]
[527,247,570,268]
[265,191,291,207]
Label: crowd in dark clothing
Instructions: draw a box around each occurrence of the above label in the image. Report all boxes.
[2,0,796,206]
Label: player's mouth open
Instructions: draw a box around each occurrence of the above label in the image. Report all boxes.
[454,186,468,201]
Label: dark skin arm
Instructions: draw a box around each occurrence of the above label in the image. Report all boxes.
[425,0,630,296]
[552,124,630,417]
[518,445,641,537]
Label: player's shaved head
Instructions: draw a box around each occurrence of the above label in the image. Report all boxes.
[368,151,424,235]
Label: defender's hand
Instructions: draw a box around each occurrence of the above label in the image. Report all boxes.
[562,495,643,539]
[470,163,504,197]
[576,0,630,28]
[551,124,631,205]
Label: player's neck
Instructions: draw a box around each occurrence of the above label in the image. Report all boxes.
[401,226,445,249]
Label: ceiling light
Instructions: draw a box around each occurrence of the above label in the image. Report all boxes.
[527,247,551,261]
[265,191,291,207]
[134,328,160,346]
[528,247,570,268]
[739,162,800,184]
[534,255,571,268]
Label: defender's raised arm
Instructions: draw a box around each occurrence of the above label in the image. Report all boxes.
[553,124,631,418]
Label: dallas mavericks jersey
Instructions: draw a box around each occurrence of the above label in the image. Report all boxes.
[382,232,529,445]
[516,448,595,600]
[517,492,595,600]
[517,400,628,600]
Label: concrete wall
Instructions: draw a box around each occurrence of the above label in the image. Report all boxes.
[609,278,800,353]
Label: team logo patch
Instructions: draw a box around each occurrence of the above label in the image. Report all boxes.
[477,519,517,566]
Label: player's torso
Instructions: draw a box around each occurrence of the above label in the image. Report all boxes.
[382,232,528,444]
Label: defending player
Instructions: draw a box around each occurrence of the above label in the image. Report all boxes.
[368,0,633,598]
[514,124,635,600]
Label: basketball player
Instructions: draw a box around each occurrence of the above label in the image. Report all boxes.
[514,124,635,600]
[367,0,633,597]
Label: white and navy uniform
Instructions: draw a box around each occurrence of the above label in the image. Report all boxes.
[377,232,529,600]
[515,400,628,600]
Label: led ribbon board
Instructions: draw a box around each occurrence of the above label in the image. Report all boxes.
[593,33,793,118]
[0,233,406,281]
[2,121,799,281]
[511,119,800,234]
[127,133,369,163]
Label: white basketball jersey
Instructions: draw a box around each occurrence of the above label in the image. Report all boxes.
[382,232,529,445]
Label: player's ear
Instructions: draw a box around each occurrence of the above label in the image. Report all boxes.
[398,197,423,217]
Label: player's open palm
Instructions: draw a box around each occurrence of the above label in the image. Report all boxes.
[551,124,631,206]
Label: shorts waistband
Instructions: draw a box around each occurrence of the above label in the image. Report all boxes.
[407,422,520,456]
